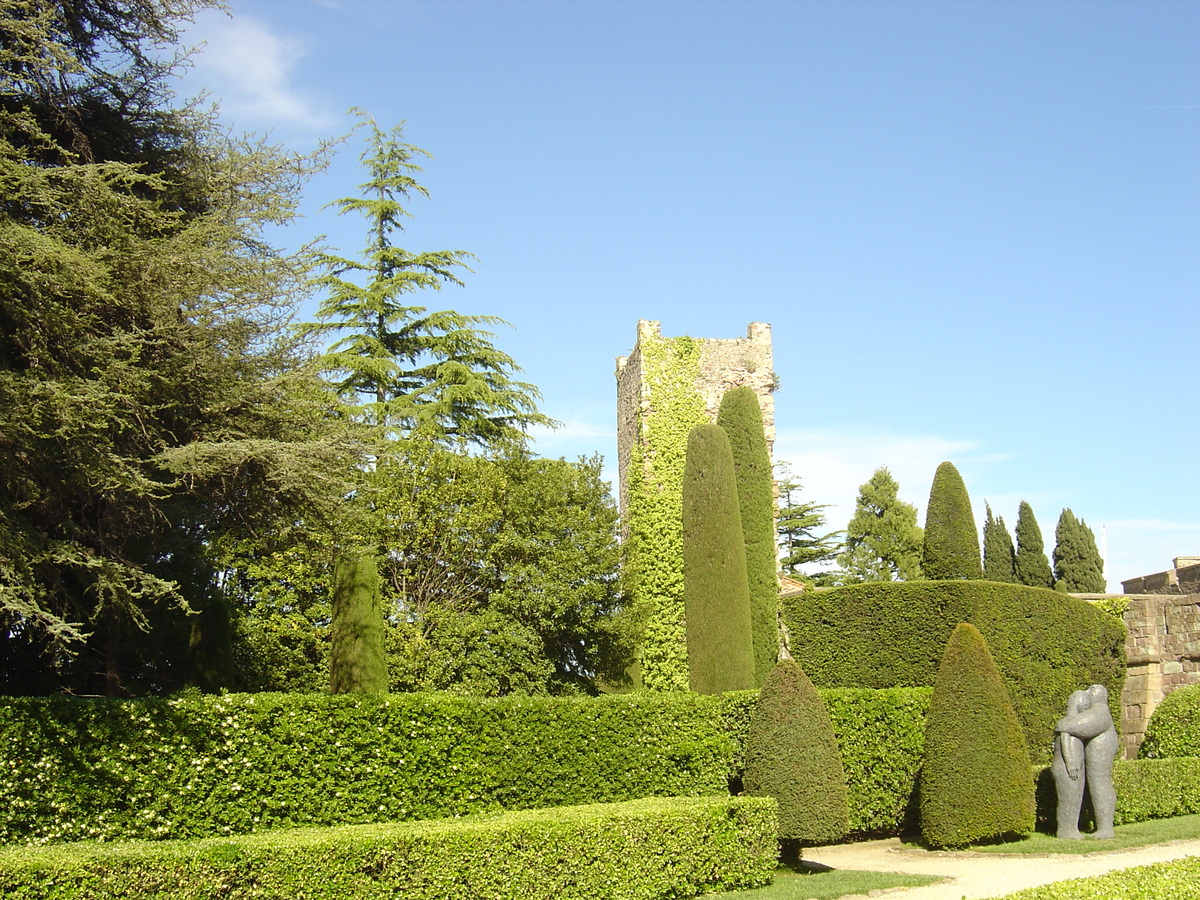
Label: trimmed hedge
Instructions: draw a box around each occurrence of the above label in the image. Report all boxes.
[1140,684,1200,759]
[0,796,778,900]
[783,580,1126,763]
[1032,757,1200,832]
[995,856,1200,900]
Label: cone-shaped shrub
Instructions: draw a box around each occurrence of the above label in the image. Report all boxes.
[1014,501,1054,589]
[919,623,1035,848]
[744,659,849,861]
[682,424,756,694]
[329,551,389,693]
[717,387,779,686]
[921,462,982,580]
[982,504,1016,584]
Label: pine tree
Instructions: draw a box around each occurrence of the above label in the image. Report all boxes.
[329,551,389,693]
[1014,501,1055,589]
[835,468,923,582]
[919,623,1035,849]
[681,424,756,694]
[1053,509,1106,593]
[922,462,982,580]
[717,388,779,685]
[775,464,843,574]
[982,504,1016,583]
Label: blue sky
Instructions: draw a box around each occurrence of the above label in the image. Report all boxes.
[175,0,1200,589]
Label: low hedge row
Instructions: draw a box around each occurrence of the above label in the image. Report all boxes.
[1033,757,1200,831]
[996,856,1200,900]
[1140,684,1200,759]
[0,796,778,900]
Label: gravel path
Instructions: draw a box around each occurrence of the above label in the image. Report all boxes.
[801,836,1200,899]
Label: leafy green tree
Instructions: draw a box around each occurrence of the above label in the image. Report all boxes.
[836,468,923,582]
[982,504,1016,583]
[301,112,554,448]
[717,387,778,685]
[1014,501,1055,589]
[922,461,982,580]
[1053,509,1106,593]
[775,464,843,576]
[681,424,755,694]
[919,623,1035,849]
[329,551,388,693]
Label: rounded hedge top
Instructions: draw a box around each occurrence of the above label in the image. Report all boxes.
[1141,684,1200,759]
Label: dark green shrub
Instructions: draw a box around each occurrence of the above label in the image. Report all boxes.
[717,387,780,686]
[1014,501,1054,589]
[1141,685,1200,759]
[0,796,778,900]
[921,461,982,580]
[982,504,1016,583]
[783,579,1126,763]
[919,623,1035,848]
[682,424,755,693]
[743,661,848,856]
[329,552,388,693]
[1053,509,1106,593]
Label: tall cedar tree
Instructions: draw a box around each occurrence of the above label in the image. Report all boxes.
[329,551,389,693]
[743,659,849,863]
[982,504,1016,583]
[919,623,1035,848]
[1014,501,1055,589]
[922,462,983,580]
[775,464,843,576]
[717,387,779,685]
[1053,509,1106,593]
[837,468,923,582]
[681,424,756,694]
[301,112,554,449]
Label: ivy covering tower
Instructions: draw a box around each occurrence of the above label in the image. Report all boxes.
[1014,501,1055,589]
[982,504,1016,583]
[1053,509,1106,593]
[681,424,756,694]
[922,462,983,580]
[329,551,389,693]
[717,387,779,685]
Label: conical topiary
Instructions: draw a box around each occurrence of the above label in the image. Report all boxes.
[682,423,756,693]
[329,550,389,693]
[922,461,982,580]
[744,659,849,864]
[919,623,1035,848]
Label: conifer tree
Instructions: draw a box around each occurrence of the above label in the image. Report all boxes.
[836,468,923,582]
[982,504,1016,583]
[329,551,389,693]
[717,387,779,685]
[1014,501,1055,589]
[681,424,755,694]
[775,465,843,574]
[920,623,1035,849]
[1053,509,1106,593]
[922,462,983,580]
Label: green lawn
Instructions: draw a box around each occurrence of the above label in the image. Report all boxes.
[709,866,943,899]
[904,812,1200,855]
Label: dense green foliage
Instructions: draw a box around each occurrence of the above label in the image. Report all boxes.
[743,661,848,848]
[783,580,1126,763]
[1053,508,1106,593]
[1111,757,1200,824]
[717,388,780,685]
[994,856,1200,900]
[921,462,983,580]
[836,467,923,582]
[682,424,755,693]
[919,623,1035,848]
[775,466,842,577]
[329,552,388,693]
[1140,685,1200,759]
[1014,501,1055,589]
[0,796,777,900]
[982,504,1016,583]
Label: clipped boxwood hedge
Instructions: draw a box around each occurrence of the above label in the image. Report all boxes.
[1033,757,1200,831]
[783,580,1126,763]
[995,856,1200,900]
[1140,684,1200,759]
[0,796,778,900]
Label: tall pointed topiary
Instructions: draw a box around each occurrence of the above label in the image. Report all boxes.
[919,623,1035,849]
[982,503,1016,583]
[1014,501,1055,589]
[744,659,849,864]
[717,387,779,686]
[1053,508,1106,593]
[329,551,389,693]
[682,424,756,694]
[922,462,982,580]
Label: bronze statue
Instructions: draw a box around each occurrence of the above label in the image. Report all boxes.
[1053,683,1118,839]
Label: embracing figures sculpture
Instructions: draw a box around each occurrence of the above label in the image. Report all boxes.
[1050,683,1118,839]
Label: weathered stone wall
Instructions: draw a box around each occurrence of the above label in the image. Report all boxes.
[1121,557,1200,595]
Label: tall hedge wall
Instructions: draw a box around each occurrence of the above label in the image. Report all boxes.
[782,580,1126,763]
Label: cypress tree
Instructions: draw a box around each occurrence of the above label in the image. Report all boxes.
[717,387,779,685]
[982,504,1016,583]
[682,424,756,694]
[1053,509,1106,593]
[921,462,982,580]
[1014,501,1055,589]
[744,660,849,864]
[329,551,389,693]
[919,623,1035,849]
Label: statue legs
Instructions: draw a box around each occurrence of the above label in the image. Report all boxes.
[1050,734,1086,840]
